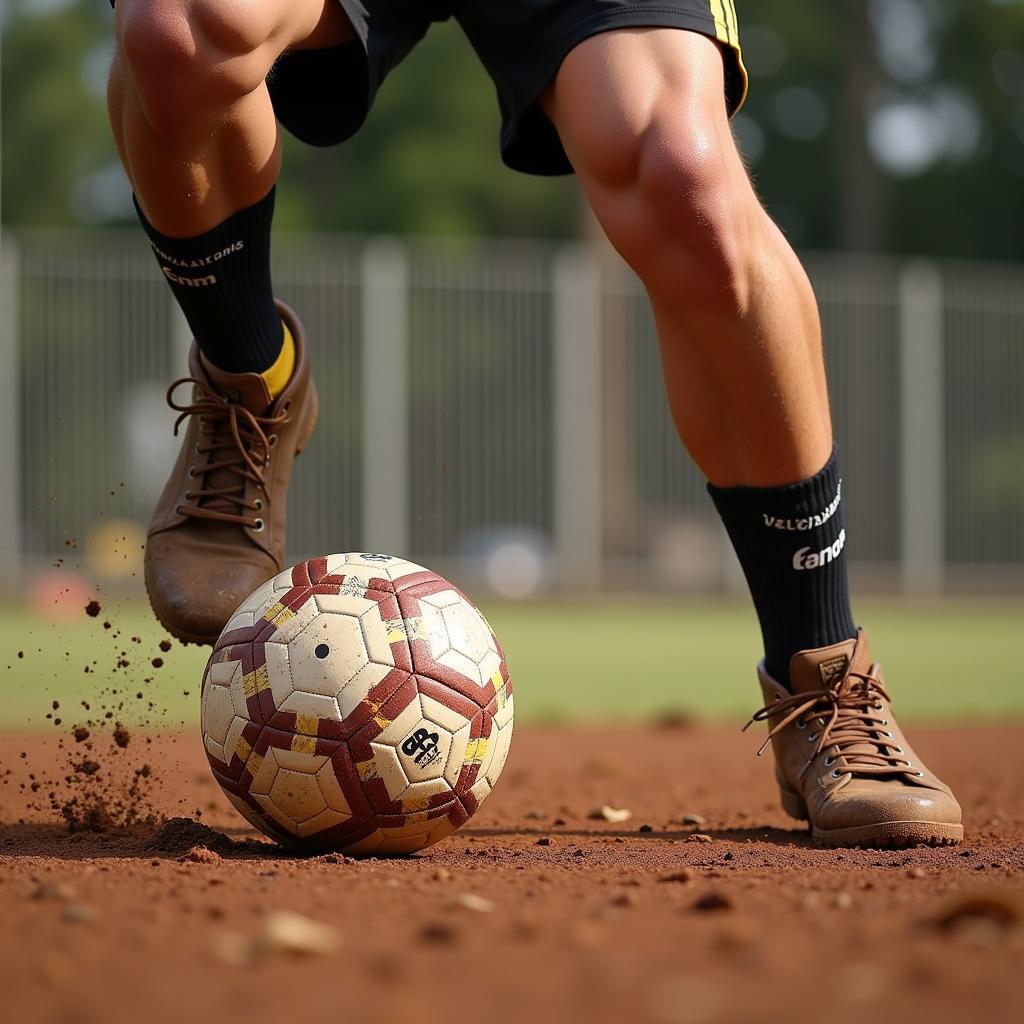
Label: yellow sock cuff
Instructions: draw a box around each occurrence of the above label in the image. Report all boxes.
[260,322,295,399]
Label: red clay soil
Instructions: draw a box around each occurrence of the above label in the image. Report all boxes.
[1,723,1022,1024]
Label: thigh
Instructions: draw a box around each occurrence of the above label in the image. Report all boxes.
[111,0,356,61]
[542,28,739,188]
[456,0,746,175]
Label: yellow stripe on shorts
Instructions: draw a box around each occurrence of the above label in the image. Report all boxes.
[706,0,748,116]
[709,0,731,44]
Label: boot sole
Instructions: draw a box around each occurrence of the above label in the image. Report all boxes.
[146,381,320,648]
[148,615,220,648]
[779,786,963,849]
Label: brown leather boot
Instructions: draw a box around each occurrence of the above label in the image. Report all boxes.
[747,629,963,848]
[144,301,318,644]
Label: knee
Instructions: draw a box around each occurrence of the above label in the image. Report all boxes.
[116,0,269,133]
[597,121,756,309]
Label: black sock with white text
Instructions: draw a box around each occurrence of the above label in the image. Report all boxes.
[707,449,857,688]
[135,187,282,373]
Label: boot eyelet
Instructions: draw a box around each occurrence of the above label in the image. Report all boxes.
[251,518,265,532]
[824,756,836,767]
[184,491,193,501]
[795,720,807,730]
[193,443,201,455]
[913,771,924,777]
[883,731,894,739]
[808,733,819,743]
[829,769,842,779]
[874,703,884,711]
[268,434,278,448]
[253,499,263,511]
[187,466,197,478]
[891,745,904,754]
[881,719,888,726]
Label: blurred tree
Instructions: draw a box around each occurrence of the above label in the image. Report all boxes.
[738,0,1024,258]
[0,0,112,226]
[882,0,1024,260]
[2,0,1023,258]
[838,0,884,251]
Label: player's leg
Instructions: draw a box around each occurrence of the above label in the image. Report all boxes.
[543,28,961,846]
[544,29,830,486]
[107,0,354,643]
[108,0,353,369]
[542,29,850,678]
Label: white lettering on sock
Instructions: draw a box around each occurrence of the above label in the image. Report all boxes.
[792,529,847,571]
[150,239,245,269]
[162,266,217,287]
[763,480,842,532]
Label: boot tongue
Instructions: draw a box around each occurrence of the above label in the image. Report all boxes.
[788,630,893,771]
[200,355,273,415]
[787,631,869,695]
[187,350,270,515]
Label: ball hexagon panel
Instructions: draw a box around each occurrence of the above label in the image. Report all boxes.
[379,816,461,854]
[263,642,294,710]
[260,597,322,645]
[201,657,258,773]
[218,575,286,635]
[225,790,284,839]
[202,672,236,753]
[316,594,397,664]
[277,688,348,725]
[268,768,324,825]
[324,552,435,591]
[467,682,514,806]
[416,588,503,688]
[397,776,454,813]
[243,740,359,842]
[484,699,515,789]
[395,582,508,710]
[252,604,409,736]
[287,609,370,693]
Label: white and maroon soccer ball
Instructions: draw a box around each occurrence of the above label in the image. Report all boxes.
[200,553,514,854]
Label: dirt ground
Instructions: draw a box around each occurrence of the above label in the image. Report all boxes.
[2,723,1022,1024]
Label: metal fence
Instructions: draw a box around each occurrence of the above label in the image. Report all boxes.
[1,228,1022,596]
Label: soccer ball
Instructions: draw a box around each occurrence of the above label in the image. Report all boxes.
[200,553,514,854]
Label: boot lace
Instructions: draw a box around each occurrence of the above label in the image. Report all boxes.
[743,667,916,780]
[167,377,288,528]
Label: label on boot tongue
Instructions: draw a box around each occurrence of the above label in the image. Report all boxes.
[819,655,850,688]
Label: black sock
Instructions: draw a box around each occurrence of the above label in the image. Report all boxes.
[135,187,282,373]
[707,449,857,688]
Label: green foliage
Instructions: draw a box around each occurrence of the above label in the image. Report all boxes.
[889,0,1024,259]
[1,0,112,225]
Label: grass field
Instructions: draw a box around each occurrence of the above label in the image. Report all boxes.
[3,597,1022,731]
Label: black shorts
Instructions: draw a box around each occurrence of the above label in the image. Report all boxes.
[269,0,747,176]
